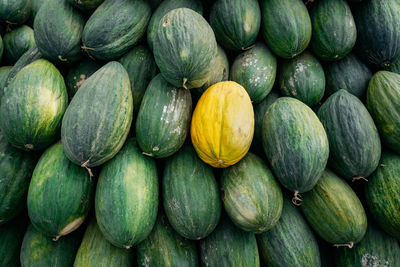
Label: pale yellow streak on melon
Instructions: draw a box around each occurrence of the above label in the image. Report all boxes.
[58,216,85,237]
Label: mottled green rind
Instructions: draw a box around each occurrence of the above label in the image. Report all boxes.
[279,51,325,107]
[257,197,321,267]
[147,0,203,51]
[0,66,12,96]
[335,221,400,267]
[27,142,92,238]
[200,217,259,267]
[61,61,133,167]
[119,45,158,114]
[210,0,260,51]
[365,152,400,240]
[74,219,133,267]
[0,0,31,25]
[324,53,372,98]
[82,0,151,60]
[0,59,67,151]
[3,25,35,64]
[31,0,46,18]
[230,42,277,103]
[34,0,84,64]
[154,8,217,89]
[21,224,82,267]
[301,169,367,245]
[0,220,26,267]
[95,139,158,248]
[221,153,282,233]
[389,56,400,74]
[136,74,192,158]
[136,213,199,267]
[67,0,104,11]
[318,90,381,180]
[261,0,311,59]
[163,144,221,240]
[310,0,356,61]
[66,60,102,99]
[353,0,400,68]
[262,97,329,193]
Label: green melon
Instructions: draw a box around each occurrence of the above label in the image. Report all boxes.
[0,66,12,98]
[230,42,277,103]
[389,56,400,74]
[0,0,31,25]
[61,61,133,169]
[67,0,104,11]
[3,25,35,64]
[0,219,26,267]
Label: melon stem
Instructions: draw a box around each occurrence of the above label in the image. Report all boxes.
[333,241,354,249]
[352,176,368,182]
[292,191,303,206]
[81,160,94,180]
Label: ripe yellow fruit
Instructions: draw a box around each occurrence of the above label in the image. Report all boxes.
[191,81,254,168]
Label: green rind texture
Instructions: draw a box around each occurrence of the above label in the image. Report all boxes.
[136,213,199,267]
[261,97,329,193]
[82,0,151,60]
[200,217,260,267]
[147,0,203,51]
[317,90,381,180]
[210,0,260,51]
[3,25,35,64]
[230,42,277,103]
[389,56,400,74]
[0,0,31,25]
[335,221,400,267]
[0,66,12,97]
[154,8,217,89]
[21,224,82,267]
[74,219,133,267]
[257,197,321,267]
[67,0,104,11]
[367,71,400,154]
[310,0,356,61]
[95,139,158,248]
[31,0,46,18]
[353,0,400,68]
[279,51,325,107]
[61,61,133,167]
[365,152,400,240]
[119,45,158,114]
[0,220,26,267]
[221,153,282,233]
[261,0,311,59]
[301,169,367,245]
[324,53,372,98]
[162,144,221,240]
[27,142,93,238]
[34,0,84,64]
[136,74,192,158]
[0,59,67,151]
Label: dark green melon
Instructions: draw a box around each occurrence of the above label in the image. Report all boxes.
[136,74,192,158]
[324,53,372,98]
[74,219,133,267]
[66,59,102,99]
[34,0,84,64]
[310,0,357,61]
[0,66,12,97]
[67,0,104,11]
[317,90,381,181]
[301,169,367,247]
[31,0,46,19]
[136,212,199,267]
[262,97,329,195]
[162,144,221,240]
[21,224,82,267]
[119,45,158,114]
[153,8,217,89]
[230,42,277,103]
[278,51,325,107]
[200,217,260,267]
[261,0,311,59]
[147,0,203,51]
[61,61,133,168]
[257,197,321,267]
[210,0,260,51]
[3,25,35,64]
[365,152,400,240]
[0,0,31,25]
[0,219,26,267]
[335,220,400,267]
[353,0,400,68]
[0,59,67,151]
[95,138,158,249]
[221,153,282,233]
[82,0,151,60]
[27,142,93,240]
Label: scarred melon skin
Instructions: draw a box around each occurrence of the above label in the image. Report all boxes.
[0,0,31,25]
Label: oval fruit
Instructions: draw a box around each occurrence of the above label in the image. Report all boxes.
[65,60,102,99]
[191,81,254,168]
[0,0,31,25]
[3,25,35,64]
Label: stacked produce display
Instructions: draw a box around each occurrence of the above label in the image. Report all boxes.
[1,0,400,266]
